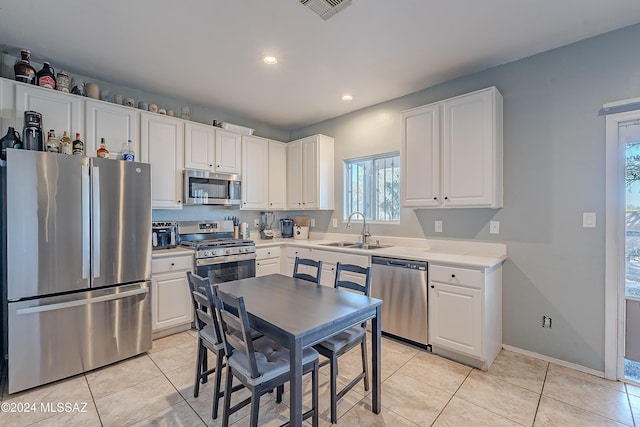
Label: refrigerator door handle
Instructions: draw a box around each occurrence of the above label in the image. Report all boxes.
[92,166,101,278]
[81,163,90,279]
[15,287,149,316]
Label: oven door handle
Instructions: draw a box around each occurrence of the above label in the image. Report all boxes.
[196,253,256,266]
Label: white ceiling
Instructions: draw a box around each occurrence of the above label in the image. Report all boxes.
[1,0,639,129]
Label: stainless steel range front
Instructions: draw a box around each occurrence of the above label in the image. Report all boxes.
[178,220,256,283]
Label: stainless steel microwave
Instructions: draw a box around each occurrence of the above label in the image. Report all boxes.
[183,170,241,206]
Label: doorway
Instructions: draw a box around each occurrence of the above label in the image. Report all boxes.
[605,108,640,381]
[623,119,640,382]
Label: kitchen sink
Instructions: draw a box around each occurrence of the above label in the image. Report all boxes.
[320,241,393,250]
[320,241,359,248]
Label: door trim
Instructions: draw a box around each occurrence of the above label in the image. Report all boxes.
[605,108,640,380]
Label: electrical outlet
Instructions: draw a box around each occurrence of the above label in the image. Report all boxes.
[489,220,500,234]
[542,316,552,328]
[310,218,315,227]
[332,218,338,228]
[253,219,260,228]
[435,221,443,233]
[583,212,596,228]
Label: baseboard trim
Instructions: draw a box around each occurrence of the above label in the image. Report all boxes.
[501,344,605,378]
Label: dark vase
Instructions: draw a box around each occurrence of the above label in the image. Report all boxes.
[1,127,23,161]
[36,62,56,89]
[14,49,36,85]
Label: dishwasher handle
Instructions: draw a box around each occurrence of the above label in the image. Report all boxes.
[371,256,427,270]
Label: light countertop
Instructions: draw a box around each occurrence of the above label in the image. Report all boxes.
[253,236,506,269]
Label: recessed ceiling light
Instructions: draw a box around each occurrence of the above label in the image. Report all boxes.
[341,94,353,101]
[263,56,278,65]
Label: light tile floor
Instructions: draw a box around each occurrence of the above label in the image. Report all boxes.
[2,330,640,426]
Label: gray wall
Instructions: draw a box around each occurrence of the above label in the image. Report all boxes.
[290,23,640,371]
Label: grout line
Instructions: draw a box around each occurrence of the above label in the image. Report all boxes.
[82,374,104,427]
[531,360,550,426]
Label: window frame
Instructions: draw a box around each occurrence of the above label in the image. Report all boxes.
[343,151,401,224]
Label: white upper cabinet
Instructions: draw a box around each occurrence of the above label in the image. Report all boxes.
[401,87,503,208]
[287,134,334,210]
[215,128,242,174]
[268,140,287,210]
[241,137,288,210]
[184,121,215,171]
[140,112,184,209]
[402,103,440,207]
[85,99,138,158]
[15,83,83,140]
[241,135,269,209]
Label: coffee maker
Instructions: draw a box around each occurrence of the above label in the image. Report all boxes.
[260,211,275,239]
[23,111,43,151]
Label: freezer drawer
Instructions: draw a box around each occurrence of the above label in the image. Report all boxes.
[8,282,151,394]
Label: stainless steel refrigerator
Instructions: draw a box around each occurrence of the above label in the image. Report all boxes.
[3,149,152,394]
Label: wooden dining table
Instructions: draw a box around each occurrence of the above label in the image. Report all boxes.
[216,273,382,426]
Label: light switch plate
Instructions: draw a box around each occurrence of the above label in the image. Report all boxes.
[310,218,315,227]
[489,220,500,234]
[435,220,443,233]
[332,218,338,228]
[583,212,596,228]
[254,219,260,228]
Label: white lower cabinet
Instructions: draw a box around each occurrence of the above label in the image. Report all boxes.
[151,251,194,337]
[283,247,311,277]
[256,247,281,277]
[428,263,502,369]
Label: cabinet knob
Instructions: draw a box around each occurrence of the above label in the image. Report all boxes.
[209,164,212,167]
[433,197,437,200]
[444,197,449,200]
[171,263,175,266]
[178,200,181,204]
[257,262,261,266]
[451,274,456,278]
[269,203,273,206]
[217,164,220,168]
[431,285,434,288]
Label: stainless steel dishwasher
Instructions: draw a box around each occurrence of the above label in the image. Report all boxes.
[370,256,428,347]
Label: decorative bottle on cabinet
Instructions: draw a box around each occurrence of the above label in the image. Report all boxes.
[14,49,36,84]
[59,131,72,155]
[72,133,84,156]
[97,138,109,158]
[45,130,59,153]
[36,62,56,89]
[121,139,135,161]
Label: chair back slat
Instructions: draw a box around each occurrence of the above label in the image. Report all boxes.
[187,272,224,345]
[334,263,371,296]
[293,257,323,284]
[213,287,261,378]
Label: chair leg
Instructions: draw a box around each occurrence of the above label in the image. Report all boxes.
[361,337,370,392]
[194,341,204,398]
[250,392,260,427]
[202,347,208,384]
[311,360,319,427]
[330,356,338,424]
[221,365,233,427]
[276,384,284,403]
[212,352,225,419]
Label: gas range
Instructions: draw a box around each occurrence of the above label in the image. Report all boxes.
[180,238,256,259]
[178,220,256,264]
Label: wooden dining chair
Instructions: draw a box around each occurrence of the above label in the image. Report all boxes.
[313,262,372,424]
[213,286,320,427]
[293,257,323,284]
[187,272,247,420]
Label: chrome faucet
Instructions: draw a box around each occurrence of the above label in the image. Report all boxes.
[347,211,370,246]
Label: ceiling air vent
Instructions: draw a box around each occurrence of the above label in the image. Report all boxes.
[299,0,352,20]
